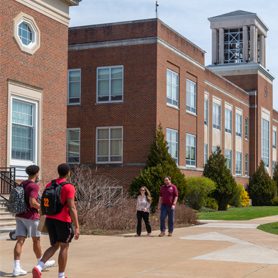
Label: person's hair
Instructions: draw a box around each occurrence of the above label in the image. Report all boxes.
[57,163,70,177]
[164,176,171,181]
[138,186,152,203]
[25,165,40,177]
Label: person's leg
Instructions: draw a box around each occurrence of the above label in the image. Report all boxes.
[142,212,151,234]
[159,204,167,235]
[136,211,143,236]
[14,236,26,260]
[168,206,174,234]
[58,242,70,274]
[32,237,42,260]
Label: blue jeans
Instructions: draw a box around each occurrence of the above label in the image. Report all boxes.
[160,204,174,233]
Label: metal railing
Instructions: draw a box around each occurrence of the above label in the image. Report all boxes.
[0,167,17,200]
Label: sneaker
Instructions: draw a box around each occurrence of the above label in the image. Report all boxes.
[12,268,27,276]
[32,266,42,278]
[42,260,55,270]
[147,233,151,236]
[158,232,165,237]
[168,233,173,237]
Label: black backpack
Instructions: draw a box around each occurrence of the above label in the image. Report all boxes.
[7,182,29,214]
[41,180,68,215]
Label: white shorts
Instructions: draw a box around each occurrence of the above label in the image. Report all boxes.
[15,217,41,238]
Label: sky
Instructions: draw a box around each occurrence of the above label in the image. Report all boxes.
[70,0,278,110]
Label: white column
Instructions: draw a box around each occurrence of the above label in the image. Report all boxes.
[219,28,224,64]
[250,25,258,63]
[243,26,248,62]
[212,29,218,64]
[260,34,266,67]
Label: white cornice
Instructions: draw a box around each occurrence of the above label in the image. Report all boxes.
[69,37,205,71]
[16,0,70,26]
[205,81,249,108]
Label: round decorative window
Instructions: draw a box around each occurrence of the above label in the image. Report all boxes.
[18,21,34,46]
[14,13,40,55]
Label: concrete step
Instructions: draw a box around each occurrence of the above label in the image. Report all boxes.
[0,215,15,221]
[0,221,16,227]
[0,225,16,234]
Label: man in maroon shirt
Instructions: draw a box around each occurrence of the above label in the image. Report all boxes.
[158,176,178,237]
[12,165,54,276]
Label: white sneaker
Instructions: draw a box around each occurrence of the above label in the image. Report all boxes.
[12,267,27,276]
[42,259,55,270]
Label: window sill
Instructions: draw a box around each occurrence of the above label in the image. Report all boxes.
[166,104,179,110]
[186,110,197,117]
[96,100,124,105]
[68,103,81,106]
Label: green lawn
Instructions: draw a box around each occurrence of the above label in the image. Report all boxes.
[258,222,278,235]
[198,206,278,221]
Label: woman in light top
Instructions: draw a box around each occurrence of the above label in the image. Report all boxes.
[136,186,152,236]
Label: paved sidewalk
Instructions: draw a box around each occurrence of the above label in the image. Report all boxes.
[1,216,278,278]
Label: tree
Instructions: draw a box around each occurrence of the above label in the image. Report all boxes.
[203,146,237,211]
[273,162,278,191]
[129,126,186,211]
[248,161,276,206]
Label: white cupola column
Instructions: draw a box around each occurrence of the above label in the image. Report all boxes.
[260,34,266,67]
[243,26,248,62]
[212,28,218,64]
[219,28,224,64]
[250,25,258,62]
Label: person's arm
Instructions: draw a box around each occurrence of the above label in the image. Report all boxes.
[171,186,178,209]
[67,198,80,240]
[29,197,40,209]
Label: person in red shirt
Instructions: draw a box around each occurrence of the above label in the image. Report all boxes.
[12,165,55,276]
[158,176,178,237]
[32,164,79,278]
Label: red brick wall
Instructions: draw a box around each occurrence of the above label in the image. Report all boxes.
[0,0,69,183]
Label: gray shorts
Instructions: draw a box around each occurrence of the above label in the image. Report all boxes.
[15,217,41,238]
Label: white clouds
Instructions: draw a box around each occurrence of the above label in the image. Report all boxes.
[70,0,278,109]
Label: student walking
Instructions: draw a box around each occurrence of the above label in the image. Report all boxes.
[12,165,55,277]
[136,186,152,236]
[32,163,79,278]
[158,177,178,237]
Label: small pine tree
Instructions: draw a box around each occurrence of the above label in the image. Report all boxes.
[129,126,186,211]
[248,161,276,206]
[203,146,237,210]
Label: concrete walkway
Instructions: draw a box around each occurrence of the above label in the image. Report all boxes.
[0,216,278,278]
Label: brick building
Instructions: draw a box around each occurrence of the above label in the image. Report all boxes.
[67,11,278,186]
[0,0,80,184]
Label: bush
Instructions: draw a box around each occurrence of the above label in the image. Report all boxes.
[241,188,250,207]
[185,177,216,210]
[248,161,277,206]
[130,126,187,211]
[205,197,218,210]
[273,162,278,191]
[203,146,237,210]
[229,183,243,207]
[271,196,278,206]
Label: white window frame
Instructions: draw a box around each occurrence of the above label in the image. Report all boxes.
[204,143,208,165]
[212,101,221,130]
[245,118,249,140]
[261,118,270,167]
[235,111,242,137]
[186,133,196,167]
[10,96,38,167]
[96,126,123,164]
[166,69,179,108]
[225,149,232,172]
[236,151,242,176]
[204,94,209,125]
[68,69,81,105]
[166,128,179,164]
[67,128,80,164]
[96,65,124,103]
[245,153,249,176]
[186,79,197,114]
[225,107,232,133]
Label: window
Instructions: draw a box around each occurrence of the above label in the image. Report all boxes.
[213,102,221,129]
[236,152,242,175]
[224,28,243,64]
[212,146,217,154]
[68,69,81,105]
[166,69,179,107]
[225,150,232,171]
[186,79,196,114]
[204,96,208,125]
[166,129,179,163]
[204,144,208,164]
[273,129,277,148]
[97,66,123,103]
[261,118,270,167]
[186,134,196,166]
[12,99,36,162]
[225,108,232,133]
[14,13,40,55]
[96,127,123,163]
[235,112,242,137]
[67,129,80,164]
[245,154,249,176]
[245,118,249,139]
